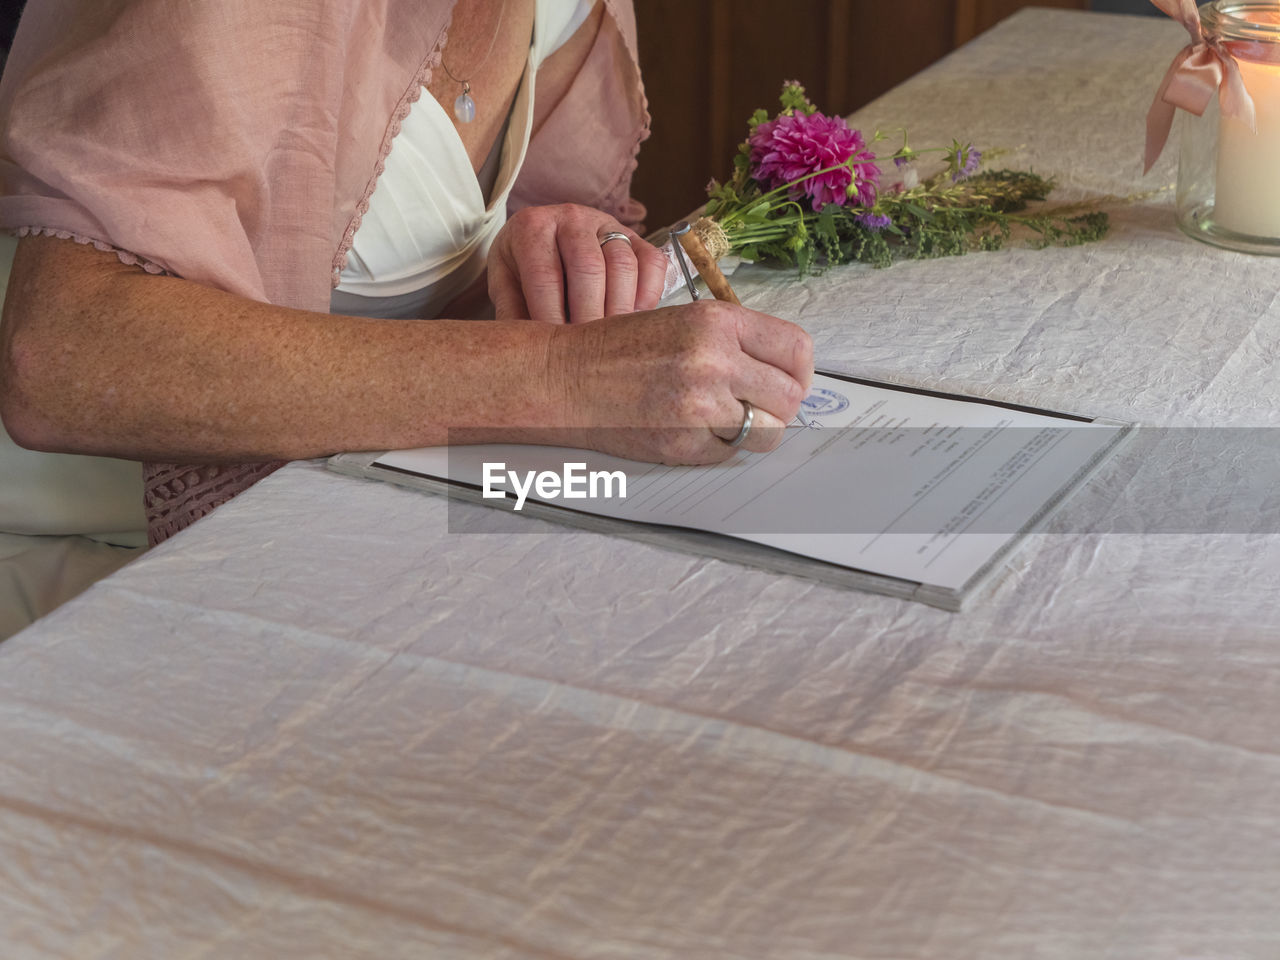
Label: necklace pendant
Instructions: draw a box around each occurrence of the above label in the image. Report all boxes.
[454,83,476,124]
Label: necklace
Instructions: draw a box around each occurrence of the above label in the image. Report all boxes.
[440,0,509,124]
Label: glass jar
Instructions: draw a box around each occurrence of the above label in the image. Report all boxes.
[1177,1,1280,254]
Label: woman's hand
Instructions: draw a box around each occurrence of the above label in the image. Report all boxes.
[546,299,814,463]
[489,203,669,324]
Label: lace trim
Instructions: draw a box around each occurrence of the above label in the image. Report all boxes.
[331,18,453,287]
[144,460,285,546]
[12,226,169,275]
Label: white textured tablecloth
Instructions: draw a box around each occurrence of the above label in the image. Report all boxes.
[7,11,1280,958]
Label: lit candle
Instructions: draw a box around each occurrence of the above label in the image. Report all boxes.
[1215,15,1280,238]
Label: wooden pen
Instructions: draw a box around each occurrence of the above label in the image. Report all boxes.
[675,225,740,305]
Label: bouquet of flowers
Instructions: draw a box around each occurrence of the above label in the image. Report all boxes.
[691,81,1109,276]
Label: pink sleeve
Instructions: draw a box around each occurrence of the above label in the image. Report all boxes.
[0,0,452,313]
[509,0,651,234]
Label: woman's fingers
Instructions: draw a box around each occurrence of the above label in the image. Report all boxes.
[633,239,669,313]
[598,231,639,321]
[729,303,815,398]
[556,221,609,323]
[709,398,789,454]
[487,259,530,322]
[490,204,668,324]
[727,351,811,443]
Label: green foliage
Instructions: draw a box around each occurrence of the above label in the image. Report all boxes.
[778,80,816,116]
[706,86,1110,277]
[711,164,1110,276]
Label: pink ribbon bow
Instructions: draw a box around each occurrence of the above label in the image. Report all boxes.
[1145,0,1256,174]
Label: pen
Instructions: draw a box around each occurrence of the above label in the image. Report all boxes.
[670,221,811,428]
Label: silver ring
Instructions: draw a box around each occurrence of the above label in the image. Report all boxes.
[599,231,632,249]
[725,400,754,448]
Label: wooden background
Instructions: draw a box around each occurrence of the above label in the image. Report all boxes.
[631,0,1088,229]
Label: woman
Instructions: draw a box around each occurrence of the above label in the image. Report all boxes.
[0,0,812,545]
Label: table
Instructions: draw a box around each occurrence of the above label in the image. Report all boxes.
[7,10,1280,958]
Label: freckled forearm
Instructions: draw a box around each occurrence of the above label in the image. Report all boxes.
[0,236,570,462]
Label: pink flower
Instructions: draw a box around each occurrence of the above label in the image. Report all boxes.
[748,111,879,211]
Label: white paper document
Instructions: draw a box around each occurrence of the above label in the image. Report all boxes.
[364,373,1129,605]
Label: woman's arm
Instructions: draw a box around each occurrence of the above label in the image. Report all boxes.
[0,234,812,464]
[0,235,568,462]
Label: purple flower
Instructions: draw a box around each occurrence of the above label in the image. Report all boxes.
[855,213,891,232]
[951,144,982,182]
[748,111,879,211]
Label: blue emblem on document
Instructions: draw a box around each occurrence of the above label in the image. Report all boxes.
[801,387,849,417]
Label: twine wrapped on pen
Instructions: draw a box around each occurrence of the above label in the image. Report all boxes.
[657,218,736,303]
[674,220,740,305]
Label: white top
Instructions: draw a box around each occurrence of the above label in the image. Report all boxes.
[333,0,596,319]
